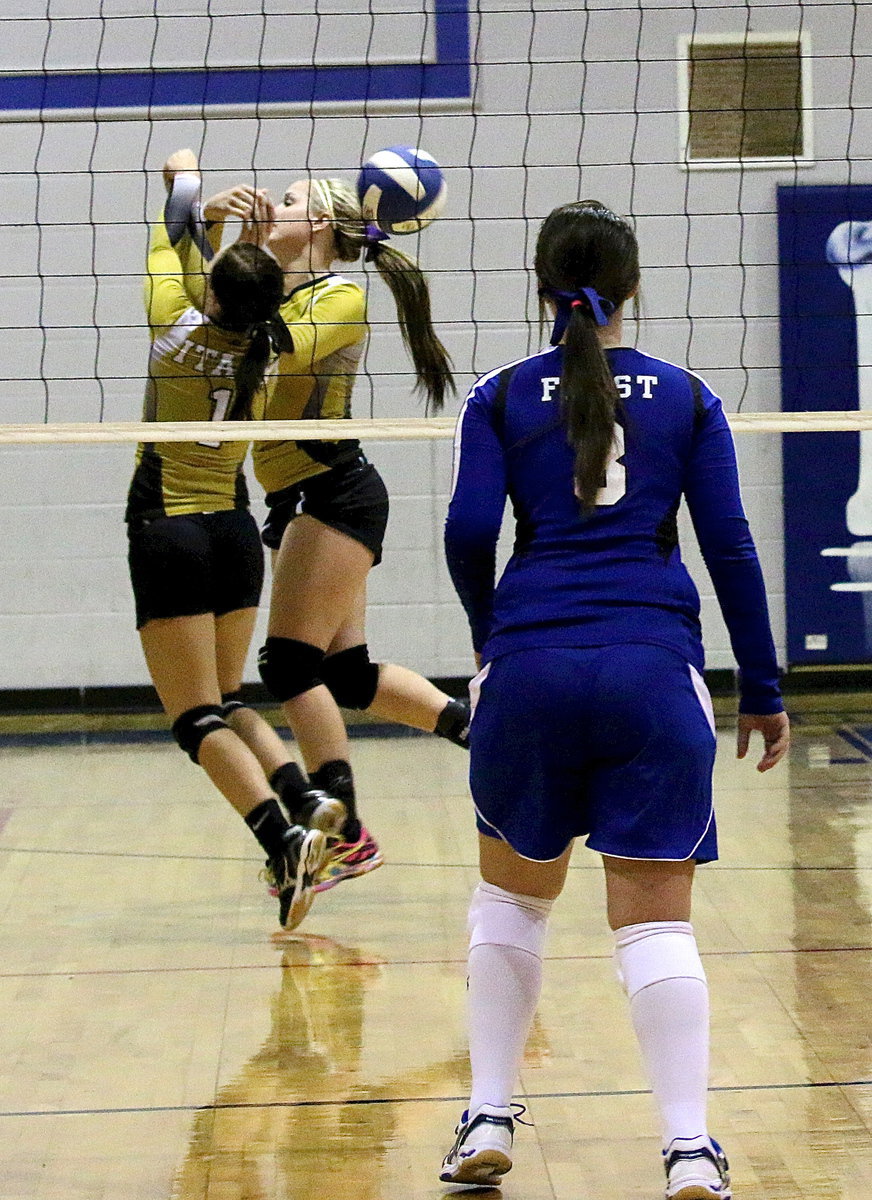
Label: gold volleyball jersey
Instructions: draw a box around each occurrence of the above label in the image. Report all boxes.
[252,274,367,496]
[127,220,263,522]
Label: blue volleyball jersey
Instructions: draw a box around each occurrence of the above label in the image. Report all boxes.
[444,344,783,715]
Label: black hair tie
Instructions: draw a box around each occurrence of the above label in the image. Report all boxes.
[251,315,293,355]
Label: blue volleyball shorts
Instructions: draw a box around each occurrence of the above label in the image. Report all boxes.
[468,644,718,863]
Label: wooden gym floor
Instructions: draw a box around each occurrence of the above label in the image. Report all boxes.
[2,705,872,1199]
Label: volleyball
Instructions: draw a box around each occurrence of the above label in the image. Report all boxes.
[357,145,447,236]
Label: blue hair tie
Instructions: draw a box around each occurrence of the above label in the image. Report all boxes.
[364,222,390,262]
[541,285,615,345]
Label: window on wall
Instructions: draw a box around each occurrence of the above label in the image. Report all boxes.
[678,32,812,167]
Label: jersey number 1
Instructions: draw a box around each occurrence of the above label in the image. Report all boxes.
[198,387,233,449]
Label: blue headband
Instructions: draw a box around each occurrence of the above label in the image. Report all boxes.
[541,285,615,345]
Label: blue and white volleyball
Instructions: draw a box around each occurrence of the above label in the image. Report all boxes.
[357,145,447,236]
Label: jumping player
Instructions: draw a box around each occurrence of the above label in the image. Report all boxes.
[439,201,789,1197]
[126,151,331,930]
[204,174,469,893]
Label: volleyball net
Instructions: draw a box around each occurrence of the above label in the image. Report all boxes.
[2,0,872,686]
[1,0,868,442]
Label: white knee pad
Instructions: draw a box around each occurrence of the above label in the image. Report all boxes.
[613,921,706,1000]
[467,881,553,959]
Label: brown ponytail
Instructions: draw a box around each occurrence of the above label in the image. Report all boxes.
[231,323,273,421]
[535,201,639,509]
[313,178,455,413]
[208,242,286,420]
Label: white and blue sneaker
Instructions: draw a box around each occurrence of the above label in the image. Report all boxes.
[440,1104,516,1185]
[664,1135,732,1199]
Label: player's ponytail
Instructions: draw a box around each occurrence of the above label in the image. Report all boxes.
[535,201,639,509]
[313,178,455,413]
[209,242,287,420]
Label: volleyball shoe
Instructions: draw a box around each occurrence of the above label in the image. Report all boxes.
[261,824,328,930]
[269,762,347,838]
[295,788,347,838]
[439,1105,517,1185]
[312,825,383,893]
[663,1135,732,1199]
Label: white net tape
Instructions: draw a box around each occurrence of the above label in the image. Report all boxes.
[0,411,865,444]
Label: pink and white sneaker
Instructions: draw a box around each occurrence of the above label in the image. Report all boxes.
[313,825,383,893]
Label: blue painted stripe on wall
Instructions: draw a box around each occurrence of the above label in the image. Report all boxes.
[0,0,470,113]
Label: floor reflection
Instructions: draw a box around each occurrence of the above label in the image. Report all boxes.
[790,725,872,1194]
[171,935,468,1200]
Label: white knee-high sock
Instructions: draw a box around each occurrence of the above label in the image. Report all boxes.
[614,921,710,1148]
[466,881,553,1117]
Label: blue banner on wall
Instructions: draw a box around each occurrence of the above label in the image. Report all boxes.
[779,183,872,663]
[0,0,470,118]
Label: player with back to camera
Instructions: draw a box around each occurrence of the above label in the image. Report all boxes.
[202,161,470,894]
[439,200,790,1198]
[127,149,337,931]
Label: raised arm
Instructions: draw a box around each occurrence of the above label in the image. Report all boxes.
[144,150,213,329]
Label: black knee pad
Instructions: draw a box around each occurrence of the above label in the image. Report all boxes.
[220,689,247,719]
[258,636,325,702]
[319,644,380,710]
[171,704,228,763]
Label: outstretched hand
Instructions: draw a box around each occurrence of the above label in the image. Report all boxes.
[237,190,276,250]
[203,185,269,225]
[736,710,790,772]
[162,148,199,191]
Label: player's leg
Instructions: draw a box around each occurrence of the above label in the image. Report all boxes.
[215,607,295,779]
[588,646,729,1199]
[259,512,382,886]
[441,650,584,1186]
[261,513,364,768]
[258,453,389,777]
[216,607,345,836]
[605,858,729,1198]
[142,614,293,860]
[469,833,570,1112]
[138,611,324,928]
[140,611,267,817]
[322,584,470,747]
[129,511,326,929]
[440,833,569,1187]
[209,504,345,842]
[129,510,278,823]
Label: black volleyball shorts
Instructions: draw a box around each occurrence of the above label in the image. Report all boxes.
[261,453,390,564]
[127,508,265,629]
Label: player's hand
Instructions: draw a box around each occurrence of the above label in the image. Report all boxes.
[162,149,200,190]
[736,710,790,772]
[202,185,264,224]
[237,190,276,249]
